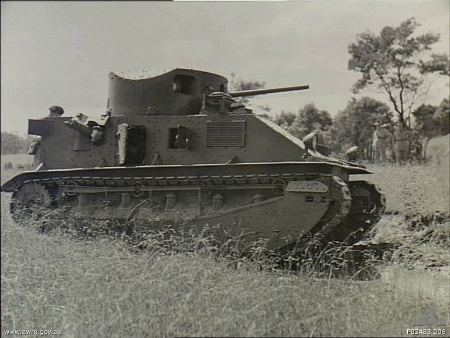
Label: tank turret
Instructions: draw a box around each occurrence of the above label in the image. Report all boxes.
[1,68,385,252]
[107,69,228,116]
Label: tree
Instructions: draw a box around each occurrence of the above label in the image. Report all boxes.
[330,97,393,158]
[229,73,266,106]
[412,100,449,160]
[287,103,332,139]
[272,110,297,130]
[348,18,449,125]
[1,132,31,154]
[420,54,450,76]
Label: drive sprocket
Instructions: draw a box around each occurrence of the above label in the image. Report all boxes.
[11,183,55,222]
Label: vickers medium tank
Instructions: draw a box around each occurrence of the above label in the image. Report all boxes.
[1,68,385,250]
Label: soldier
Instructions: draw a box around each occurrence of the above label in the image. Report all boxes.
[409,131,423,163]
[393,121,410,165]
[48,106,64,117]
[372,120,392,163]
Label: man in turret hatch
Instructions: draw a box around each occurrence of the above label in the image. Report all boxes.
[48,106,64,117]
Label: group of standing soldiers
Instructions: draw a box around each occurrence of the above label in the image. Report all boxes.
[372,120,418,164]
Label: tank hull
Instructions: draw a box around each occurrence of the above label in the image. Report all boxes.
[3,162,385,251]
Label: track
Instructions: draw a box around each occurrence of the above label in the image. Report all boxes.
[8,169,385,251]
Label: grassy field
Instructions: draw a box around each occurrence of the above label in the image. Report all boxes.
[2,153,34,171]
[1,140,449,337]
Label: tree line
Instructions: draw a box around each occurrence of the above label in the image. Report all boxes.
[238,18,449,160]
[267,97,449,160]
[1,132,34,155]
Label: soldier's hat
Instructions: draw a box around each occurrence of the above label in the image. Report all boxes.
[49,106,64,116]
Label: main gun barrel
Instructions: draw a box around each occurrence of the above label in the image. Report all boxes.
[228,85,309,98]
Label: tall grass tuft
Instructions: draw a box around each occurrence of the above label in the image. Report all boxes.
[2,201,448,337]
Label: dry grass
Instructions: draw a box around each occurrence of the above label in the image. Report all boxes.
[353,151,450,273]
[358,162,449,215]
[2,152,450,337]
[1,207,448,337]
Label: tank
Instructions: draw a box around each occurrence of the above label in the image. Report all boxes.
[1,68,385,251]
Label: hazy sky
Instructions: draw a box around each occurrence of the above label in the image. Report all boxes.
[1,0,449,135]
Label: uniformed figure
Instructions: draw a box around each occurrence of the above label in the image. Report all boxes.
[48,106,64,117]
[409,131,423,163]
[372,121,392,163]
[90,126,105,145]
[393,122,410,165]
